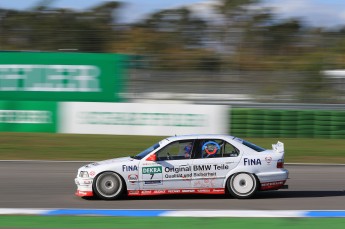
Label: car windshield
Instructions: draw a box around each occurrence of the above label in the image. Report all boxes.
[242,140,266,152]
[132,143,160,159]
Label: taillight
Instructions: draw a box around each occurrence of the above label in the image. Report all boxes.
[277,159,284,168]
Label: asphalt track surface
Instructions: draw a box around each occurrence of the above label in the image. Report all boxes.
[0,161,344,210]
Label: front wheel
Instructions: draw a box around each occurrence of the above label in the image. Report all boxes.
[93,172,124,200]
[227,173,257,199]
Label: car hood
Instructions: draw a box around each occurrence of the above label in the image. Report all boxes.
[83,156,134,169]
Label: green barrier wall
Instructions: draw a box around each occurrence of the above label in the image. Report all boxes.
[0,100,344,139]
[0,52,127,102]
[0,101,58,132]
[231,109,345,139]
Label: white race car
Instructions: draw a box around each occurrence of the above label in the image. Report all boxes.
[75,135,288,199]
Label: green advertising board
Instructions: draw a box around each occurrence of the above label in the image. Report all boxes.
[0,52,126,102]
[0,101,58,132]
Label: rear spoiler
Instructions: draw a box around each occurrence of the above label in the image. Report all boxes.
[272,141,284,154]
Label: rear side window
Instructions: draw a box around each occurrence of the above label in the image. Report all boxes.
[224,142,240,157]
[194,139,239,158]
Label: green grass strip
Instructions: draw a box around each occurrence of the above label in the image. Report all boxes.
[0,216,344,229]
[0,132,344,163]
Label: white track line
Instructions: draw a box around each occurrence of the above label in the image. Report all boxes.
[0,208,50,215]
[161,210,305,217]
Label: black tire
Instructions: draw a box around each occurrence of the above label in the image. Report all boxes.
[227,173,257,199]
[93,172,124,200]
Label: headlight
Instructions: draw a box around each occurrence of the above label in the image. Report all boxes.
[79,171,89,178]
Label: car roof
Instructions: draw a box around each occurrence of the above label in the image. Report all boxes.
[165,134,235,142]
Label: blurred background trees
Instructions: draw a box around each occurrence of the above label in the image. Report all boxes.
[0,0,344,103]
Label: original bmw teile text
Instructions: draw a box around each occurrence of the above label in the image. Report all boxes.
[75,135,289,200]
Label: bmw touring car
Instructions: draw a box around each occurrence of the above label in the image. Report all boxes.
[75,135,288,199]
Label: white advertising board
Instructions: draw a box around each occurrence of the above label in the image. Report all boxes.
[59,102,229,136]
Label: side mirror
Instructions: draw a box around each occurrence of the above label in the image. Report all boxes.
[146,154,157,161]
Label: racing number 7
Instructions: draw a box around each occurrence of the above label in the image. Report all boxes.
[150,173,154,180]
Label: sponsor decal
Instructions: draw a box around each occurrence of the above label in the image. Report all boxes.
[194,164,212,171]
[142,166,162,174]
[260,180,286,191]
[0,110,52,124]
[167,190,181,193]
[213,164,229,170]
[128,190,140,195]
[243,158,262,166]
[89,171,95,177]
[75,190,93,197]
[193,164,228,171]
[165,173,192,179]
[197,189,211,193]
[163,164,228,179]
[165,165,191,173]
[265,156,272,164]
[156,164,225,178]
[142,166,163,184]
[181,189,196,193]
[202,141,220,155]
[122,165,138,172]
[78,112,206,127]
[141,190,153,195]
[128,174,138,183]
[144,180,162,185]
[127,188,225,196]
[193,172,216,177]
[0,64,100,92]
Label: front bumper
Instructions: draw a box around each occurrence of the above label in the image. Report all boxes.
[75,177,94,197]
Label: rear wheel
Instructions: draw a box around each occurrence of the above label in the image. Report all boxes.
[93,172,124,200]
[227,173,257,199]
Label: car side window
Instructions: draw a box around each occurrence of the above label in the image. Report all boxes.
[224,142,240,157]
[156,140,194,161]
[194,139,224,159]
[194,139,239,159]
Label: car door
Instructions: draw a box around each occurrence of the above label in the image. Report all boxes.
[191,138,241,189]
[139,139,195,191]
